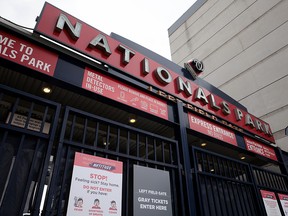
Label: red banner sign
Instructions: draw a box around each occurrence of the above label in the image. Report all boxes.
[82,68,168,120]
[0,30,58,76]
[34,3,274,143]
[188,113,237,145]
[244,137,277,161]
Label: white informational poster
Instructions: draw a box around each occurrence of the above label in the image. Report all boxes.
[278,193,288,215]
[261,190,282,216]
[67,152,123,216]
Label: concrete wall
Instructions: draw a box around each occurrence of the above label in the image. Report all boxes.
[169,0,288,151]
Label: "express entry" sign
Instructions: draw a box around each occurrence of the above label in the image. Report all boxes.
[188,112,237,146]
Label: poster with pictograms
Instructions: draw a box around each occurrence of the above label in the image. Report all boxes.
[261,190,282,216]
[67,152,123,215]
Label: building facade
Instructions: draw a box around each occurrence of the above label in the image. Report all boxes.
[0,2,288,216]
[169,0,288,152]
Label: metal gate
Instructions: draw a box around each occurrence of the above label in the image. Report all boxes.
[44,106,185,216]
[252,165,288,215]
[0,85,61,215]
[192,147,288,216]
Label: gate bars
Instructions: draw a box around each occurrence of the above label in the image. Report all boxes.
[192,147,288,216]
[1,83,288,216]
[0,85,61,215]
[44,106,185,216]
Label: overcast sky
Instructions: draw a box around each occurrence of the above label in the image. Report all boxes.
[1,0,196,60]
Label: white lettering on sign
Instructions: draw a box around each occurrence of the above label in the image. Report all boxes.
[189,113,237,145]
[244,137,277,161]
[0,33,55,74]
[35,4,275,143]
[20,54,51,72]
[85,70,115,94]
[190,116,213,130]
[0,36,17,59]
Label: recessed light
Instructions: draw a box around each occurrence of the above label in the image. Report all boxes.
[239,154,246,160]
[201,143,207,147]
[129,118,136,123]
[42,86,52,94]
[129,114,137,124]
[102,136,109,146]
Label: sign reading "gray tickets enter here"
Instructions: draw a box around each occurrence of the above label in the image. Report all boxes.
[133,165,173,216]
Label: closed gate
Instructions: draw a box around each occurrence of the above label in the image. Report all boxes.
[2,83,287,216]
[44,106,185,216]
[192,147,288,216]
[0,85,61,215]
[252,165,288,215]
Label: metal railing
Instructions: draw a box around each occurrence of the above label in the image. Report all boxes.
[0,85,60,216]
[192,147,263,216]
[45,106,185,216]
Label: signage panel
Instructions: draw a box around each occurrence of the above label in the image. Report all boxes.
[133,165,173,216]
[35,2,274,143]
[67,152,123,216]
[261,190,282,216]
[278,193,288,215]
[244,137,277,161]
[0,30,58,76]
[82,67,168,120]
[6,112,50,134]
[188,112,237,145]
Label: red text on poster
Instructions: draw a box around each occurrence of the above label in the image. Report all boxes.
[278,193,288,215]
[67,152,123,216]
[261,190,282,216]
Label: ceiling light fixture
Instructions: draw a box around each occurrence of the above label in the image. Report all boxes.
[102,136,109,146]
[129,114,137,124]
[42,86,52,94]
[239,154,246,160]
[201,143,207,147]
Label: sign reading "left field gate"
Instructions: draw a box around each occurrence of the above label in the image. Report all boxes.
[133,165,173,216]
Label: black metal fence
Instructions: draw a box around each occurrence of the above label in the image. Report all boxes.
[192,147,262,216]
[44,106,185,216]
[252,165,288,192]
[192,147,288,216]
[0,85,60,215]
[1,84,288,216]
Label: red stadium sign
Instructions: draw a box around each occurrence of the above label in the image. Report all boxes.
[188,113,237,146]
[0,30,58,76]
[82,67,168,120]
[34,3,275,143]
